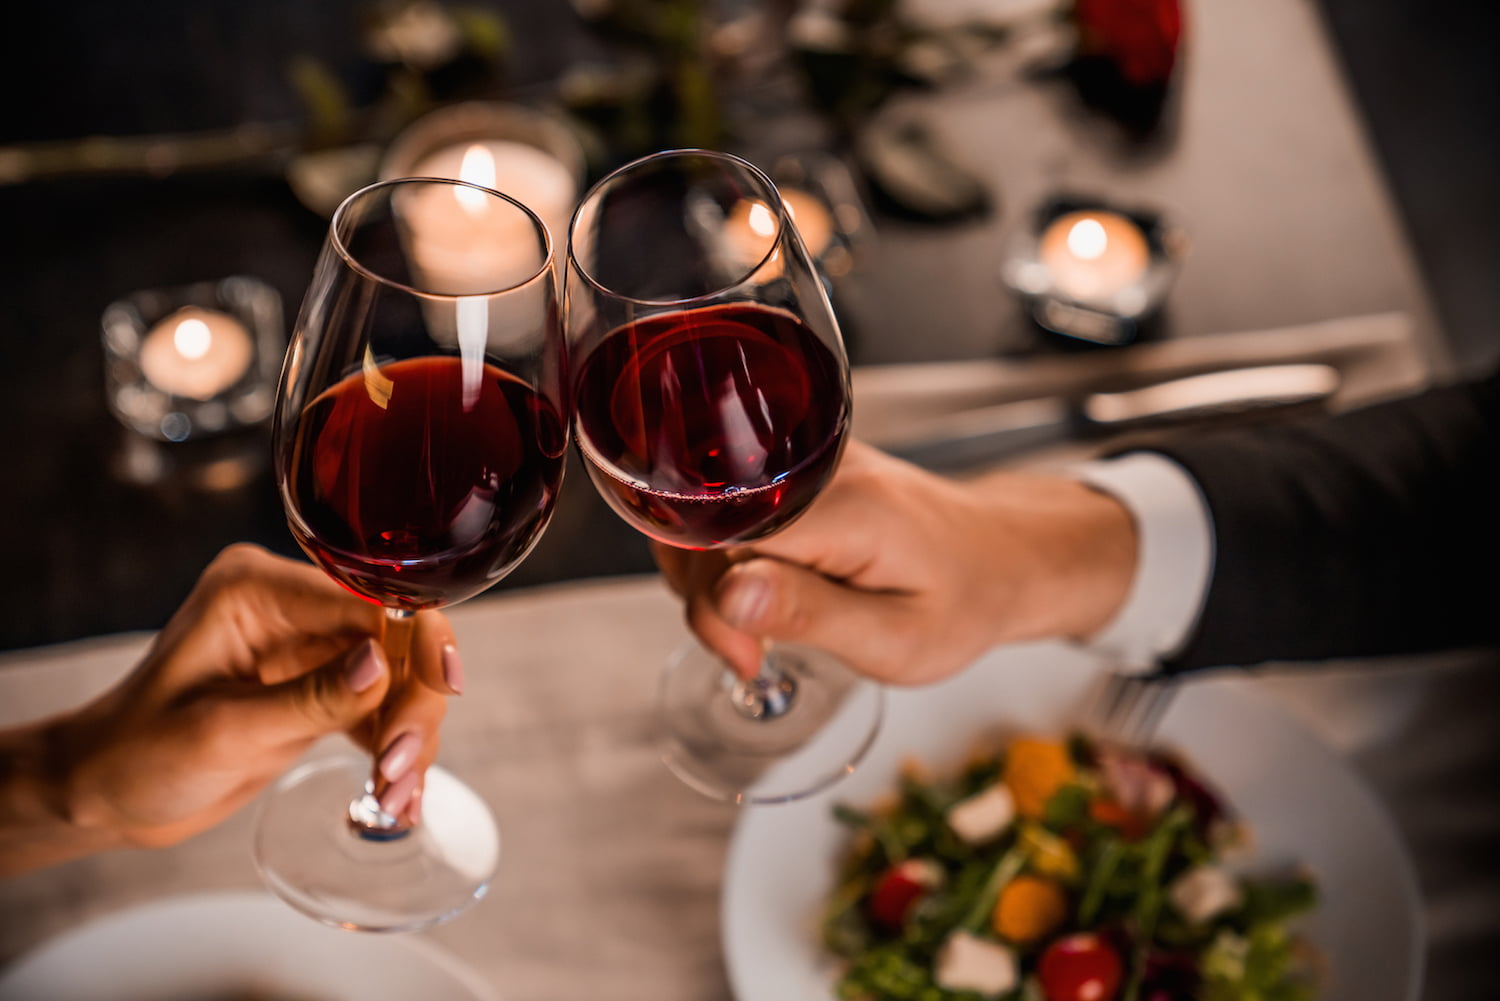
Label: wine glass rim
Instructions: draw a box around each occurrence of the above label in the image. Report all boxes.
[565,148,791,308]
[330,176,555,299]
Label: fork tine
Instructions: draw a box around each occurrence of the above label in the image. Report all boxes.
[1088,668,1178,749]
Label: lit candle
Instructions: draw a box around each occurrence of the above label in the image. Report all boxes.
[401,143,566,295]
[1037,210,1150,301]
[137,307,254,400]
[780,188,835,260]
[723,187,837,274]
[411,139,578,251]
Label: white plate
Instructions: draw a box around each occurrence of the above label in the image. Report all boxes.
[0,891,500,1001]
[722,642,1423,1001]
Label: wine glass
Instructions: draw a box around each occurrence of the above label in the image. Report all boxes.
[257,177,568,930]
[564,149,883,805]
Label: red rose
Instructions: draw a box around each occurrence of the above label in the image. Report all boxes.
[1073,0,1184,87]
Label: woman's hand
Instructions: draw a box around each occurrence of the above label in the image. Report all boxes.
[0,544,459,874]
[655,442,1138,686]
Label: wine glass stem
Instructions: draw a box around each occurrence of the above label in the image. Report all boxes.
[347,607,417,840]
[729,650,799,721]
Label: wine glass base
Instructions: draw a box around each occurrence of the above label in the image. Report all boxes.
[658,639,884,805]
[253,756,500,932]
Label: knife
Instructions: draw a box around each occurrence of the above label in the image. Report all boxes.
[879,363,1342,471]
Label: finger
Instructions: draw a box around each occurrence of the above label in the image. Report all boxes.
[685,591,768,680]
[252,634,363,686]
[177,545,385,668]
[652,542,694,597]
[711,559,927,684]
[368,675,448,822]
[234,637,391,744]
[407,610,462,696]
[718,446,905,583]
[653,543,733,600]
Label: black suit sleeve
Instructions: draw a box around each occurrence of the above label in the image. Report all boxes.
[1142,368,1500,673]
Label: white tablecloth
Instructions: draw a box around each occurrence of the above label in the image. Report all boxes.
[1,575,1495,1000]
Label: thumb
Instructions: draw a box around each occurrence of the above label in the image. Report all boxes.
[710,559,921,684]
[239,638,390,745]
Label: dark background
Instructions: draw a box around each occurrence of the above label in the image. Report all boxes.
[1,0,1496,651]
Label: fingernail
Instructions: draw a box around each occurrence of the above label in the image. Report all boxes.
[379,770,419,817]
[442,643,465,695]
[345,639,385,694]
[719,572,770,628]
[378,730,421,783]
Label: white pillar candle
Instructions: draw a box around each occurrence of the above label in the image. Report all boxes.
[138,307,254,400]
[399,143,567,297]
[1038,210,1150,301]
[412,139,578,251]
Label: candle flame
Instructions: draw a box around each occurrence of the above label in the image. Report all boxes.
[455,144,497,215]
[1066,218,1108,261]
[173,317,213,360]
[748,201,777,238]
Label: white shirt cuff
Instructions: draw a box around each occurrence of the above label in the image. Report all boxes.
[1069,452,1215,672]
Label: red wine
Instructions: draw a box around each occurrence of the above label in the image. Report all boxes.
[574,303,847,548]
[284,356,566,610]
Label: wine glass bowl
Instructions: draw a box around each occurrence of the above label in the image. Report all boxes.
[259,177,566,931]
[566,149,850,550]
[565,149,881,804]
[277,179,567,612]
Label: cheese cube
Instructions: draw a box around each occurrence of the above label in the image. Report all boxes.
[1168,864,1243,924]
[946,783,1017,844]
[935,931,1019,996]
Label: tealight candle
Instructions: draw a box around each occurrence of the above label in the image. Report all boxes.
[137,306,254,400]
[1037,209,1150,301]
[780,188,836,260]
[723,187,836,273]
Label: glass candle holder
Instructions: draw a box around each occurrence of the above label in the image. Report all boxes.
[101,276,284,442]
[765,152,874,281]
[1001,194,1187,345]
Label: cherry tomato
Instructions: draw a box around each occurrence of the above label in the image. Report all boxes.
[1038,933,1124,1001]
[866,860,940,931]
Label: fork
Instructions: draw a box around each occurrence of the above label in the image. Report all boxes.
[1086,667,1179,749]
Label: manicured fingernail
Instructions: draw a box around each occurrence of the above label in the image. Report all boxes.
[442,643,465,695]
[378,731,421,783]
[719,572,770,628]
[379,770,419,817]
[407,785,424,825]
[345,639,385,694]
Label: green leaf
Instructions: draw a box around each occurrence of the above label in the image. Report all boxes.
[287,56,353,148]
[451,7,510,59]
[1077,836,1124,926]
[1237,876,1318,928]
[834,803,908,864]
[959,845,1027,932]
[1042,783,1092,829]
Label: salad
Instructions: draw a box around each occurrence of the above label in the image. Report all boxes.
[820,733,1318,1001]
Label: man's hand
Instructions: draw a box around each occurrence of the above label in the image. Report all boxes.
[655,442,1138,685]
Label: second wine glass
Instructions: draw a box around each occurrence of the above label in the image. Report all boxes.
[259,177,568,930]
[565,149,883,805]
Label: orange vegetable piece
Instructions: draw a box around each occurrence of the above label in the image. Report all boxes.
[992,875,1069,944]
[1089,797,1148,841]
[1003,737,1076,818]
